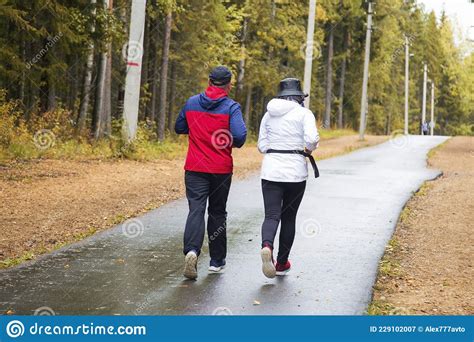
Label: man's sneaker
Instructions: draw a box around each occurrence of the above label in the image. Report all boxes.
[183,250,198,280]
[208,259,226,273]
[275,260,291,276]
[260,244,276,278]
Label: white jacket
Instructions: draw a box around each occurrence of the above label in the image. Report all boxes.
[257,99,320,182]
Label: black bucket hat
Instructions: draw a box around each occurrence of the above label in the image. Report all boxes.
[276,78,308,97]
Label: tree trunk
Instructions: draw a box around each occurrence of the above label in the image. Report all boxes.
[115,1,129,119]
[256,91,266,132]
[103,40,113,136]
[167,62,177,132]
[140,7,150,120]
[93,0,112,140]
[23,39,32,121]
[253,87,262,133]
[149,52,159,123]
[69,55,80,111]
[337,28,349,129]
[244,86,252,127]
[145,0,157,121]
[385,110,392,135]
[324,24,334,129]
[93,50,106,139]
[77,0,97,134]
[235,17,248,100]
[157,12,172,141]
[47,77,56,111]
[103,0,113,136]
[19,37,26,108]
[39,70,49,112]
[27,72,39,122]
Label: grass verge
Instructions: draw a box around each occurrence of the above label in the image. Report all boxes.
[0,227,98,270]
[318,128,356,140]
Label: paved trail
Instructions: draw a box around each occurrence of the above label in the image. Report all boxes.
[0,136,448,315]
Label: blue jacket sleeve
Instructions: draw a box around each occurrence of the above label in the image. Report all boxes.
[174,104,189,134]
[229,102,247,148]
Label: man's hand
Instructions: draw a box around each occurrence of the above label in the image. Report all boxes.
[304,147,313,155]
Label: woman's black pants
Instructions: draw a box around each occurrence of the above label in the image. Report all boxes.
[261,179,306,264]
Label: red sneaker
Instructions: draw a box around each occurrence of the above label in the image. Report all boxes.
[275,260,291,276]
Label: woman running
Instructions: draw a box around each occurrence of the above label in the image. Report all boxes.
[257,78,319,278]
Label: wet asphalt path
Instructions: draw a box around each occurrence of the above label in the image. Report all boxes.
[0,136,448,315]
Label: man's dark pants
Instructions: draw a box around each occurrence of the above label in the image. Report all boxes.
[183,170,232,261]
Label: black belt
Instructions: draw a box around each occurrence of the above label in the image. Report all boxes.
[266,149,319,178]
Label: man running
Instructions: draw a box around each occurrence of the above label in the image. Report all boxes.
[175,66,247,280]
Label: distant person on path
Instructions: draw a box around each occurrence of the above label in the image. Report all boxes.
[175,66,247,280]
[422,121,429,136]
[257,78,319,278]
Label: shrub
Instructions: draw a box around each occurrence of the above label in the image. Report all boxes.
[0,90,29,147]
[445,123,473,136]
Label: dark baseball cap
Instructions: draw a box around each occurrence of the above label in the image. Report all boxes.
[209,66,232,86]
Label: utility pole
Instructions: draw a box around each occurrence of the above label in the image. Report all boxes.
[404,35,409,135]
[122,0,147,141]
[303,0,317,109]
[430,81,435,136]
[358,1,373,140]
[421,62,428,135]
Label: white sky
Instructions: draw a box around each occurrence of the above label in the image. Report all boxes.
[416,0,474,44]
